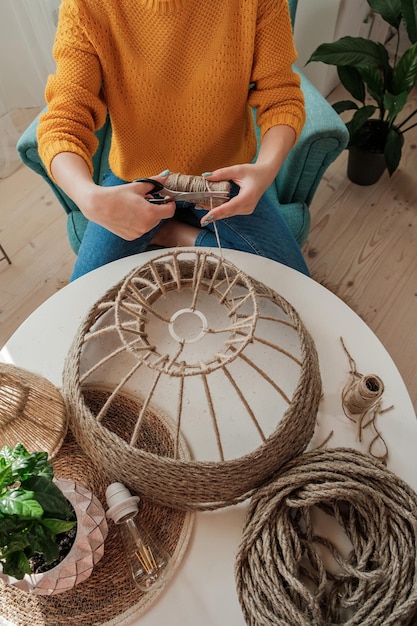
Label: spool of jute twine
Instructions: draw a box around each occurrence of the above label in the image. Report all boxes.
[62,250,322,511]
[342,374,384,414]
[235,447,417,626]
[340,338,391,464]
[164,173,231,207]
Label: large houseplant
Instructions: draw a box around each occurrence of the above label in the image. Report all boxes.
[307,0,417,184]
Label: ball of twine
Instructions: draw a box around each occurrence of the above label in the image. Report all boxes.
[235,448,417,626]
[165,173,231,207]
[62,251,322,511]
[342,374,384,415]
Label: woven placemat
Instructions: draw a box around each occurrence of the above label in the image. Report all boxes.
[0,388,194,626]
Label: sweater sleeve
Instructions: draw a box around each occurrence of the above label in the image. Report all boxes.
[248,0,305,142]
[37,0,108,178]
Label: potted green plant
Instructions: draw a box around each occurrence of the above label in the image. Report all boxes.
[307,0,417,185]
[0,443,108,595]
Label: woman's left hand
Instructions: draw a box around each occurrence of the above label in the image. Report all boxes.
[200,124,296,226]
[200,162,272,225]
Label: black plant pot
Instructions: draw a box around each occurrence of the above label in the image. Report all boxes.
[347,119,388,186]
[347,146,386,186]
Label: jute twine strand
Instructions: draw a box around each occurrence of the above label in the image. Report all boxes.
[167,173,232,283]
[340,338,392,463]
[200,175,231,285]
[235,448,417,626]
[62,251,322,510]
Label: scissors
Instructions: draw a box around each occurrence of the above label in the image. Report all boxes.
[133,178,230,205]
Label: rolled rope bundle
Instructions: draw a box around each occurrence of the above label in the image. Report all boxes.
[235,448,417,626]
[342,374,384,414]
[165,173,231,207]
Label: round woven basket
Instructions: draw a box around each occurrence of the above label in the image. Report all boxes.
[62,250,322,510]
[0,364,67,458]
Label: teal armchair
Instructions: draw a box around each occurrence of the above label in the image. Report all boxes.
[16,0,349,255]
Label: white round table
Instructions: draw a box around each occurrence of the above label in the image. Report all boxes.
[1,249,415,625]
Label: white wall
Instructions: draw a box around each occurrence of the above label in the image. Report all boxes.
[0,0,59,111]
[0,0,60,176]
[294,0,371,96]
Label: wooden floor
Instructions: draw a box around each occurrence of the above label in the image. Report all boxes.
[1,97,416,415]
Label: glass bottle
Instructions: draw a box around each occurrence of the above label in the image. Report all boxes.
[105,482,172,592]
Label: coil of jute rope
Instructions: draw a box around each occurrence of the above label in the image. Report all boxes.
[235,447,417,626]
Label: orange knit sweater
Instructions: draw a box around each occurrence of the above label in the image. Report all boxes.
[38,0,305,182]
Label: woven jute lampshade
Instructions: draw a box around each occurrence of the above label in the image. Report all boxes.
[0,363,68,458]
[62,250,323,510]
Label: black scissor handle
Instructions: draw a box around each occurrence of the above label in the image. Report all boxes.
[133,178,164,194]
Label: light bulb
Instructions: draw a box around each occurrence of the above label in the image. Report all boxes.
[106,482,172,592]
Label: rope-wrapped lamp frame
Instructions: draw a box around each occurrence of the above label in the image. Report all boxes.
[62,250,322,510]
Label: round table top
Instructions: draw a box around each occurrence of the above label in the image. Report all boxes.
[1,248,415,625]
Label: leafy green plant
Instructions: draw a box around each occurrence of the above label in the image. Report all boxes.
[0,444,76,580]
[307,0,417,175]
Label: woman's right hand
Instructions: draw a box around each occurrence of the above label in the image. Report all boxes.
[80,176,176,240]
[50,152,175,240]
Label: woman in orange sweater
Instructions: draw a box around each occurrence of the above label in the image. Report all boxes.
[38,0,309,279]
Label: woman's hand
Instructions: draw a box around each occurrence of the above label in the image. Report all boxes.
[50,152,175,239]
[200,124,296,225]
[81,176,176,240]
[201,162,272,224]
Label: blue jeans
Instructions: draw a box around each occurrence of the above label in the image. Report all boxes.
[70,171,310,280]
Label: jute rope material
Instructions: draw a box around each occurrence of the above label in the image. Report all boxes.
[343,374,384,414]
[340,338,391,463]
[165,173,231,208]
[235,448,417,626]
[62,250,322,510]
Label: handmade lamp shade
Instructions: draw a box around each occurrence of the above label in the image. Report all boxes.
[62,250,322,510]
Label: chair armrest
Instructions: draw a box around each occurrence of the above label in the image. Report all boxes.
[275,70,349,207]
[16,109,111,216]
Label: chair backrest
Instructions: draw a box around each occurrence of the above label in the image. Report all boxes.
[287,0,298,28]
